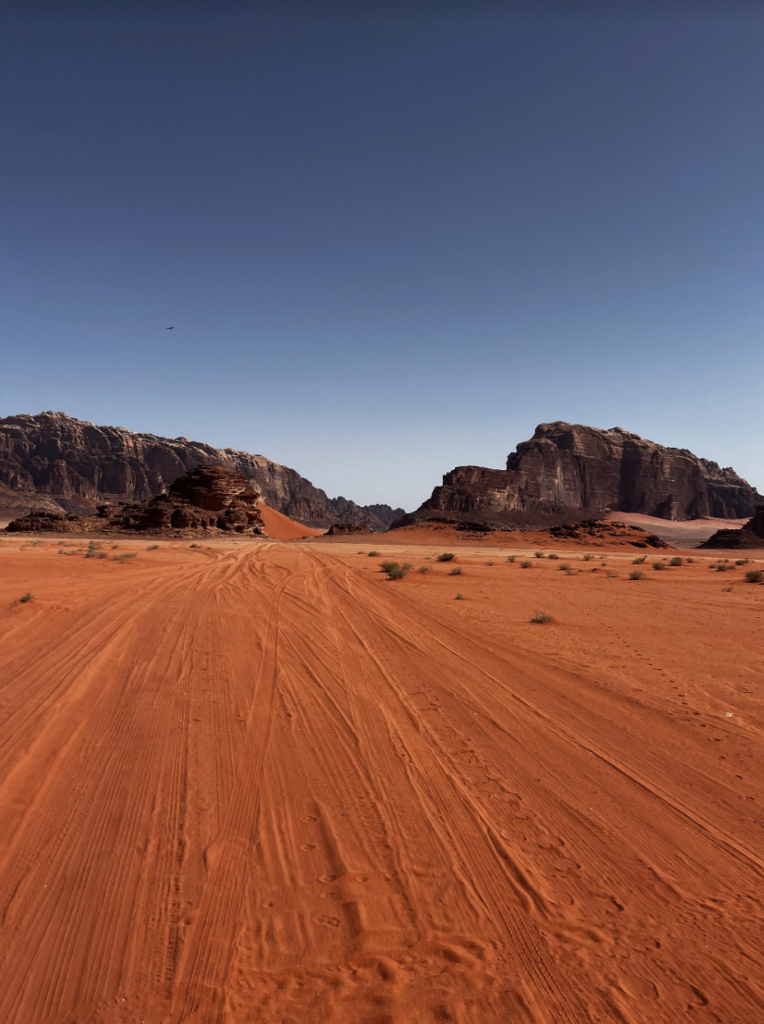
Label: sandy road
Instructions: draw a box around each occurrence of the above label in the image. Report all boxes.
[0,541,762,1023]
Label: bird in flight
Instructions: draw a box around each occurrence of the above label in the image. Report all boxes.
[167,326,174,330]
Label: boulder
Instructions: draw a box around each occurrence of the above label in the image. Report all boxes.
[700,505,764,549]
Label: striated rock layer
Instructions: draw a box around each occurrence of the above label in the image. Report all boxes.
[394,422,761,531]
[0,412,400,530]
[5,466,265,536]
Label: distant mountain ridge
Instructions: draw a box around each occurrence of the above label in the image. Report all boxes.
[393,421,761,531]
[0,412,402,531]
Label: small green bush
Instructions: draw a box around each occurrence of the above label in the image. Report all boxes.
[450,566,462,576]
[402,562,413,570]
[745,569,763,584]
[583,554,594,562]
[559,562,570,571]
[547,552,559,560]
[686,557,694,563]
[455,593,463,600]
[17,593,34,603]
[629,570,644,580]
[534,551,545,559]
[670,556,683,566]
[520,560,531,569]
[419,565,430,573]
[486,560,494,566]
[632,555,646,564]
[530,610,554,624]
[653,561,665,571]
[98,552,108,559]
[437,552,455,562]
[387,565,406,580]
[506,555,516,563]
[715,564,729,572]
[147,544,159,550]
[736,559,749,566]
[380,561,398,573]
[368,551,379,556]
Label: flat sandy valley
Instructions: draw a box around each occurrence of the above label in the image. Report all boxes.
[1,534,763,1024]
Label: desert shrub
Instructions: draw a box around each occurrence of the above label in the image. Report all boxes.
[607,571,617,577]
[402,562,413,570]
[380,561,399,573]
[520,560,531,569]
[686,557,694,563]
[450,567,463,575]
[111,544,119,549]
[736,559,749,566]
[147,544,159,550]
[17,593,33,603]
[559,562,570,571]
[629,570,644,580]
[715,564,729,572]
[84,551,95,558]
[368,551,379,556]
[583,554,594,562]
[745,569,763,584]
[530,610,554,624]
[506,555,516,563]
[455,593,463,600]
[387,565,406,580]
[534,551,545,559]
[632,555,646,564]
[670,556,683,566]
[547,552,559,560]
[437,553,455,562]
[190,543,198,548]
[486,560,494,566]
[653,561,665,571]
[98,552,108,559]
[419,565,430,573]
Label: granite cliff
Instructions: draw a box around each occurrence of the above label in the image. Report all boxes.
[393,422,761,531]
[0,412,400,530]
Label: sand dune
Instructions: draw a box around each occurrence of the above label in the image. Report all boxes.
[0,536,762,1022]
[258,502,325,540]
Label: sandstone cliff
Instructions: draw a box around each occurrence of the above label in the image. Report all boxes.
[393,422,761,531]
[6,466,265,536]
[0,412,399,530]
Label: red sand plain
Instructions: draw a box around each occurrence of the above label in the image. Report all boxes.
[0,533,763,1024]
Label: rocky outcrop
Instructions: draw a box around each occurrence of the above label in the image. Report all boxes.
[700,505,764,549]
[393,422,761,531]
[0,412,398,530]
[324,522,374,536]
[6,466,265,536]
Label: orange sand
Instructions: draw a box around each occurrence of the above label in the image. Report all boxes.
[258,502,325,540]
[0,535,762,1023]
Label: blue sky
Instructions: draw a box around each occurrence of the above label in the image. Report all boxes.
[2,2,763,509]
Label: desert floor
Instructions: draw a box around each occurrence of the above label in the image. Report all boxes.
[0,534,763,1024]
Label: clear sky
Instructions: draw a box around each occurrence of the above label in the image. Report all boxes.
[2,2,763,510]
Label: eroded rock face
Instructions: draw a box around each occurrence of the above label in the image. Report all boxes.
[701,505,764,549]
[394,422,761,530]
[0,412,397,530]
[5,466,265,536]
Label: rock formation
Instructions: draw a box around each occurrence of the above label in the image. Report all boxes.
[393,422,761,531]
[324,522,374,536]
[700,505,764,549]
[0,412,400,530]
[5,466,265,536]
